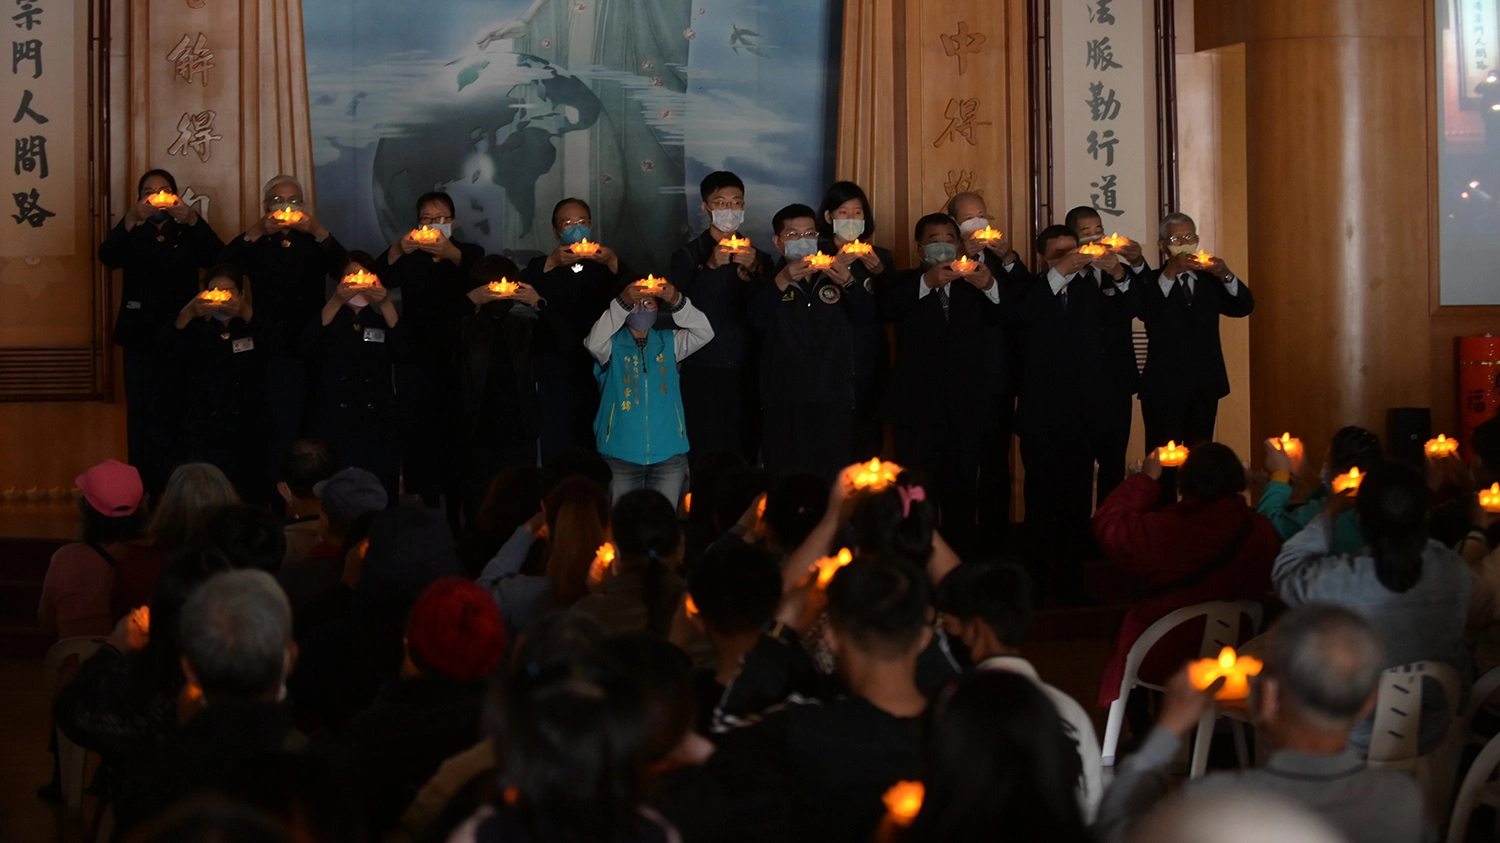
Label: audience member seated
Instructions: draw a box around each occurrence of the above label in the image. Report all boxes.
[935,562,1101,819]
[1126,791,1347,843]
[122,462,240,618]
[40,459,147,639]
[882,671,1091,843]
[1092,442,1278,718]
[275,439,336,565]
[707,472,827,566]
[681,541,786,734]
[54,547,233,805]
[714,556,931,843]
[289,505,464,734]
[206,506,288,573]
[573,490,687,637]
[338,577,506,837]
[682,451,751,565]
[479,476,610,636]
[276,467,388,631]
[1274,460,1475,754]
[399,611,608,843]
[456,464,543,576]
[1258,425,1380,553]
[114,569,302,837]
[1430,414,1500,547]
[219,753,363,843]
[447,653,676,843]
[1094,605,1423,843]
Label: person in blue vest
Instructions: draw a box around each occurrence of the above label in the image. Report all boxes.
[585,277,714,505]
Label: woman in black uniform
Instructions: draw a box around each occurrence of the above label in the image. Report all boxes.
[302,251,404,501]
[98,169,223,492]
[164,265,269,503]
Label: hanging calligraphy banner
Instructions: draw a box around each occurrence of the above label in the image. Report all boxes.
[2,0,83,257]
[1457,0,1499,109]
[1050,0,1158,244]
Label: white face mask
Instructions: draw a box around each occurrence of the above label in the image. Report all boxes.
[782,237,819,260]
[710,209,745,233]
[349,294,369,308]
[832,218,865,241]
[958,217,990,236]
[430,223,453,239]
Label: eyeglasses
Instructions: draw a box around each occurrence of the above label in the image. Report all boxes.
[417,214,453,225]
[1165,233,1199,246]
[781,230,819,239]
[270,196,303,206]
[557,217,590,227]
[707,197,745,210]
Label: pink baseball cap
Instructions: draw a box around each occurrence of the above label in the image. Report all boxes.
[76,459,145,516]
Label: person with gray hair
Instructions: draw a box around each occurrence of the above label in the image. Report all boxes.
[1139,211,1254,505]
[221,174,348,477]
[115,569,309,837]
[1095,604,1423,843]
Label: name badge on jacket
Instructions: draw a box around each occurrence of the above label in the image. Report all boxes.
[363,328,386,343]
[231,337,255,354]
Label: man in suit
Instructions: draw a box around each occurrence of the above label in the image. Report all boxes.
[947,192,1029,544]
[1012,225,1139,602]
[880,213,1003,554]
[1064,206,1143,504]
[1140,213,1254,502]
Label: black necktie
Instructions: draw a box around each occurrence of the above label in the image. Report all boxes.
[1181,275,1194,305]
[937,285,950,320]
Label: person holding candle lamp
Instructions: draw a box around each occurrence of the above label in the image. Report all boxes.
[1258,426,1381,553]
[1094,605,1423,843]
[667,172,771,466]
[1010,226,1141,601]
[453,256,542,529]
[1272,461,1475,756]
[522,198,631,461]
[1139,213,1255,506]
[585,274,713,505]
[301,252,405,501]
[370,191,484,509]
[99,169,225,494]
[1065,205,1150,276]
[879,213,1003,555]
[221,175,348,481]
[1092,442,1278,722]
[750,203,872,481]
[164,265,271,503]
[818,181,893,462]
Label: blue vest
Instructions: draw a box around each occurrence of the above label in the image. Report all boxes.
[594,327,688,465]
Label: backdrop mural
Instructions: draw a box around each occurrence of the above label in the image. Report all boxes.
[304,0,843,274]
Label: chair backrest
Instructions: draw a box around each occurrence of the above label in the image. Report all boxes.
[1446,728,1500,843]
[1463,664,1500,746]
[44,636,107,697]
[1119,600,1264,695]
[1368,661,1462,767]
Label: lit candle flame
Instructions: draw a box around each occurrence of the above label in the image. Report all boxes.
[882,781,924,826]
[840,239,873,256]
[343,270,378,288]
[1078,243,1108,257]
[1190,248,1214,264]
[805,252,837,271]
[1158,441,1190,467]
[147,190,177,208]
[1100,232,1129,249]
[410,226,440,243]
[685,594,699,617]
[972,226,1002,242]
[843,458,902,491]
[1425,434,1459,457]
[199,289,233,303]
[951,255,976,273]
[570,238,601,257]
[488,279,520,295]
[811,548,854,587]
[1188,646,1263,700]
[719,234,751,253]
[1482,483,1500,513]
[270,208,305,224]
[1332,466,1363,495]
[635,275,668,293]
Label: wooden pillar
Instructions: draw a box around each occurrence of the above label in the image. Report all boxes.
[1239,0,1432,456]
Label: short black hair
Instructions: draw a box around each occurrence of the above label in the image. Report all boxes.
[1063,205,1102,232]
[687,542,781,636]
[762,472,828,550]
[611,490,682,560]
[344,250,379,275]
[827,556,931,657]
[551,197,592,228]
[469,254,522,288]
[203,263,246,292]
[205,506,288,574]
[416,191,456,217]
[1035,224,1078,255]
[913,212,959,243]
[1177,442,1247,502]
[937,563,1034,649]
[1473,415,1500,472]
[137,169,179,197]
[279,439,335,499]
[818,181,876,240]
[772,203,818,236]
[700,171,745,201]
[1328,426,1383,476]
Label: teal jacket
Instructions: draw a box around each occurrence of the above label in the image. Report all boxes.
[1257,479,1366,555]
[587,295,714,466]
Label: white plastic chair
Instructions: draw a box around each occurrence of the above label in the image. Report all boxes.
[1367,661,1464,838]
[44,636,106,815]
[1100,599,1264,776]
[1447,729,1500,843]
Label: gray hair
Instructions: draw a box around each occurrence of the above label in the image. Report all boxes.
[1158,212,1196,240]
[180,569,293,700]
[261,175,302,205]
[1267,604,1385,723]
[946,191,984,218]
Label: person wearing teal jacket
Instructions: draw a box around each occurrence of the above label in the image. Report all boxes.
[1256,425,1382,554]
[586,278,714,505]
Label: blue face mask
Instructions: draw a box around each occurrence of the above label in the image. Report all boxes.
[782,238,819,261]
[149,210,171,224]
[923,242,959,265]
[560,224,591,245]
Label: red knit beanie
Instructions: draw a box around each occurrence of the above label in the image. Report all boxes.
[405,577,507,681]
